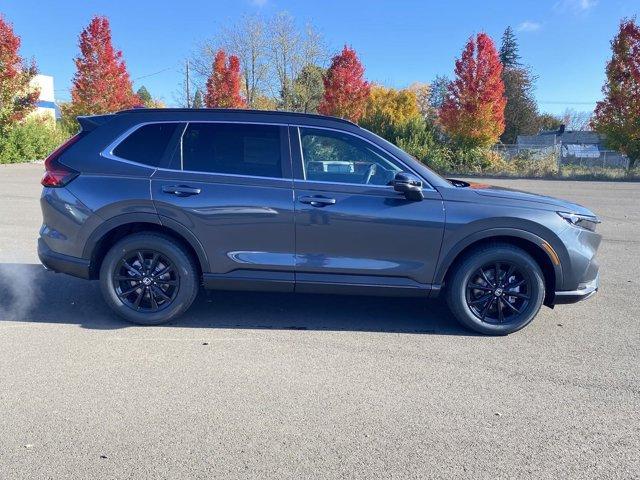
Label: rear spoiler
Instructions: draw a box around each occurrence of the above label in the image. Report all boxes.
[77,114,115,132]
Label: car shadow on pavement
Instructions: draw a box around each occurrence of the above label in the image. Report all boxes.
[0,263,475,335]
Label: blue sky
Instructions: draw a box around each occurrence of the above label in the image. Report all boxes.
[2,0,638,114]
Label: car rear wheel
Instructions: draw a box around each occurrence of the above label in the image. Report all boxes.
[99,233,199,325]
[446,243,545,335]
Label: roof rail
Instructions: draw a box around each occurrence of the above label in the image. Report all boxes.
[114,107,358,126]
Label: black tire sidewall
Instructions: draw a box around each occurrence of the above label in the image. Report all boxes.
[448,247,545,335]
[99,234,198,325]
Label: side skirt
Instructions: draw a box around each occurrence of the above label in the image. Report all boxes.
[203,270,436,298]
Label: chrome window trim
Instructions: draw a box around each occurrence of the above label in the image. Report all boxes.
[179,122,188,170]
[293,125,433,191]
[154,166,291,184]
[100,119,432,189]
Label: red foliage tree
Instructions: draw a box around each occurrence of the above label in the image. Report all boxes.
[204,50,246,108]
[439,33,506,147]
[0,14,39,133]
[318,46,370,122]
[592,18,640,168]
[68,16,139,117]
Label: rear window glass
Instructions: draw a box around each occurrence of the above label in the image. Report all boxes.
[113,123,180,166]
[181,123,282,178]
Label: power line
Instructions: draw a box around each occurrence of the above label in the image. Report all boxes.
[133,67,173,81]
[538,100,598,105]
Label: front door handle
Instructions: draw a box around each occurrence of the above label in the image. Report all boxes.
[298,195,336,207]
[162,185,201,197]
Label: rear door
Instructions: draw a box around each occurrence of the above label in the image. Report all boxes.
[151,122,296,291]
[291,126,445,295]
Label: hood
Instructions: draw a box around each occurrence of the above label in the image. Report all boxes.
[461,181,596,216]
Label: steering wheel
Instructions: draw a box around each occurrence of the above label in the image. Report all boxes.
[363,163,377,184]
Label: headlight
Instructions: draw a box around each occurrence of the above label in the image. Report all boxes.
[557,211,600,232]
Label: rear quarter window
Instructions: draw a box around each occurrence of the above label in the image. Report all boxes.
[112,123,180,167]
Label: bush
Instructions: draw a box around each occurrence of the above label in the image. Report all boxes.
[0,116,70,164]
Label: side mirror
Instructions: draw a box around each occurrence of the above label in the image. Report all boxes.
[393,172,424,201]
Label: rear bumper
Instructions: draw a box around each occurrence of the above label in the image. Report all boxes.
[554,273,599,304]
[38,238,91,279]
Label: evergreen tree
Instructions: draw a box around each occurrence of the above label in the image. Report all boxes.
[499,26,539,143]
[501,66,539,143]
[192,89,204,108]
[428,75,449,112]
[500,26,521,68]
[291,65,324,113]
[136,86,152,106]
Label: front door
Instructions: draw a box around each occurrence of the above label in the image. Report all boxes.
[291,126,445,295]
[152,122,295,291]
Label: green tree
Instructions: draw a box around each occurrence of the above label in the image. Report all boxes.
[502,69,539,143]
[499,27,539,143]
[499,26,521,68]
[136,86,152,106]
[429,75,449,112]
[291,65,324,113]
[192,89,204,108]
[536,113,562,132]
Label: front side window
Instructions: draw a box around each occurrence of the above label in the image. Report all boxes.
[181,123,282,178]
[299,127,401,186]
[113,123,180,167]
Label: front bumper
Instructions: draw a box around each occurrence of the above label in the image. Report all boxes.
[554,273,599,304]
[38,238,91,279]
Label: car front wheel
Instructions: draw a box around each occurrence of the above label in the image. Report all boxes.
[446,243,545,335]
[99,233,199,325]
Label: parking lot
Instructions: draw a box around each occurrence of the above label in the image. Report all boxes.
[0,162,638,479]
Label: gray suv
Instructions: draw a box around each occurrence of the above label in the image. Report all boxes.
[38,109,601,335]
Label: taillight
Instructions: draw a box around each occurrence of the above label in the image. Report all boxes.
[41,134,83,187]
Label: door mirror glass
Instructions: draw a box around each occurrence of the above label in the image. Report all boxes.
[393,172,424,201]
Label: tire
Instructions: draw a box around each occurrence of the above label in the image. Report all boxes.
[446,243,545,335]
[99,233,199,325]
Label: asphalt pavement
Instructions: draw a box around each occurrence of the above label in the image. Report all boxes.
[0,163,638,479]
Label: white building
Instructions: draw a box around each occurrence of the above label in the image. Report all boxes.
[29,74,58,120]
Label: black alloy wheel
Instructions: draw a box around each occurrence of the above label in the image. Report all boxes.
[446,243,545,335]
[113,250,179,312]
[465,261,531,324]
[100,233,199,325]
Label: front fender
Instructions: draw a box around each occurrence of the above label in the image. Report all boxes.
[433,226,565,290]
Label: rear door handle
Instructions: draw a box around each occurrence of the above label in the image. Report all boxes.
[298,195,336,207]
[162,185,201,197]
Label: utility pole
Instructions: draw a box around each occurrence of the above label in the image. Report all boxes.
[185,59,191,108]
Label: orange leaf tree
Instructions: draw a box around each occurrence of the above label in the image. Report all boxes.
[0,14,39,135]
[592,18,640,168]
[318,46,370,122]
[439,33,506,148]
[67,16,139,118]
[204,49,246,108]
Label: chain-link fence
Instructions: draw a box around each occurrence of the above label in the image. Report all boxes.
[492,144,630,170]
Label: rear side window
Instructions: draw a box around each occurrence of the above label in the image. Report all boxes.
[181,123,282,178]
[113,123,180,167]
